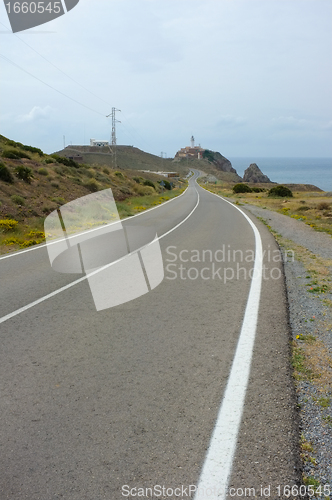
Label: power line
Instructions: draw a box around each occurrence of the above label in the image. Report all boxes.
[0,21,160,153]
[0,20,114,109]
[0,53,105,116]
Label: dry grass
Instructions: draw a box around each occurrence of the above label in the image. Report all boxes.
[201,180,332,236]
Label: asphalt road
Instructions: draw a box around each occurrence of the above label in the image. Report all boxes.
[0,172,301,500]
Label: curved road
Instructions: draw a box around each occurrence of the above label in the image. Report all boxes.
[0,172,301,499]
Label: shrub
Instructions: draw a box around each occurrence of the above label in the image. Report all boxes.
[133,176,141,183]
[251,187,264,193]
[51,197,65,205]
[20,239,42,248]
[103,167,110,175]
[143,179,155,189]
[15,165,34,183]
[27,230,45,239]
[298,205,310,211]
[11,194,25,205]
[3,236,20,246]
[38,167,49,176]
[114,171,124,178]
[2,148,31,159]
[0,219,18,231]
[120,186,132,195]
[42,206,54,214]
[233,183,252,193]
[50,154,79,168]
[84,169,95,178]
[160,179,171,190]
[1,150,18,159]
[268,185,293,197]
[21,145,44,156]
[0,163,14,183]
[317,202,330,211]
[84,179,99,192]
[45,158,55,164]
[5,140,44,157]
[54,166,65,176]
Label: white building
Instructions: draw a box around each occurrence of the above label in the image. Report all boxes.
[90,139,109,147]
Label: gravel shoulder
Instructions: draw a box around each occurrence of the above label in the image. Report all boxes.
[244,203,332,498]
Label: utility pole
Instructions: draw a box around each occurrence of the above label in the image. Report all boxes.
[106,108,121,168]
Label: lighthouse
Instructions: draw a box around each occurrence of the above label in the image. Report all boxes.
[190,135,195,148]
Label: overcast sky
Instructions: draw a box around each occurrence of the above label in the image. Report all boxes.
[0,0,331,159]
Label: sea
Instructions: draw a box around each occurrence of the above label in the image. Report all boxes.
[228,157,332,192]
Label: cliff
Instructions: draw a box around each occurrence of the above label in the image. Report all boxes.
[202,150,242,181]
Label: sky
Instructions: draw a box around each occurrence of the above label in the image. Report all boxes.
[0,0,331,159]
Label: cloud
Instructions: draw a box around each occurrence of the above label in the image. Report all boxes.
[18,106,53,123]
[271,116,312,130]
[216,115,247,128]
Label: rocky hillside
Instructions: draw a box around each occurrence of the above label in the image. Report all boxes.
[202,150,242,181]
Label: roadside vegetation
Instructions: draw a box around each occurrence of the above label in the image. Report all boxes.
[199,179,332,236]
[0,135,187,254]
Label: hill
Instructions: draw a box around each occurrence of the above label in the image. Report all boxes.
[0,135,186,253]
[55,145,181,174]
[55,145,243,183]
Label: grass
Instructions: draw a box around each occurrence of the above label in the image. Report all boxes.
[199,180,332,236]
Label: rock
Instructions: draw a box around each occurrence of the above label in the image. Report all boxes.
[203,150,242,181]
[243,163,272,183]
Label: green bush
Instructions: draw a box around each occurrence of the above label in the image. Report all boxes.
[38,167,48,176]
[84,179,99,192]
[251,187,264,193]
[233,183,252,193]
[5,140,44,157]
[114,171,124,178]
[50,154,79,168]
[160,179,171,190]
[203,150,215,162]
[51,197,65,205]
[2,148,31,159]
[268,185,293,197]
[45,158,55,164]
[11,194,25,205]
[21,144,44,156]
[15,165,34,183]
[0,163,14,183]
[133,176,141,183]
[143,179,155,189]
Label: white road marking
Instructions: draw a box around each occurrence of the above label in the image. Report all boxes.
[0,185,200,325]
[193,185,263,500]
[0,183,190,261]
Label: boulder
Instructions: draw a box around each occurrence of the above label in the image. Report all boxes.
[243,163,272,183]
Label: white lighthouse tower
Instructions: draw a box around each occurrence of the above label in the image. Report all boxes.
[190,135,195,148]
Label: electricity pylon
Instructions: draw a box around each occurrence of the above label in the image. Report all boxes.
[106,108,121,168]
